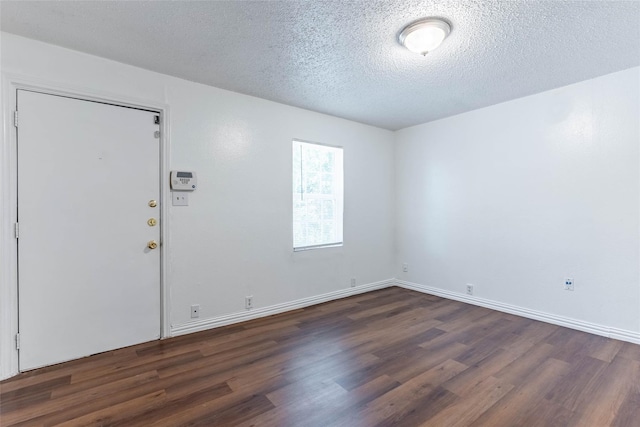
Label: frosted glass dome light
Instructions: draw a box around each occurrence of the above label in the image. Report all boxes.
[399,18,451,56]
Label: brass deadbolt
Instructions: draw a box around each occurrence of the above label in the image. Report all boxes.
[147,218,157,227]
[147,240,158,249]
[148,200,157,208]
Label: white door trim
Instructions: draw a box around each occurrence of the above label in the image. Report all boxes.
[0,73,172,379]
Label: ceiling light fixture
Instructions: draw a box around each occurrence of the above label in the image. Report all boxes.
[399,18,451,56]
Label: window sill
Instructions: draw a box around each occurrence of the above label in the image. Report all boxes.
[293,243,343,252]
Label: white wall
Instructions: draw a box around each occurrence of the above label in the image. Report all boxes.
[395,67,640,333]
[2,31,638,379]
[0,33,395,377]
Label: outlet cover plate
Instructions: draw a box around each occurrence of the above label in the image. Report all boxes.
[191,304,200,318]
[564,278,574,291]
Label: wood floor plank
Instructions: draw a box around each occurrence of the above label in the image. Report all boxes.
[299,375,402,427]
[0,376,71,413]
[544,354,608,412]
[148,392,274,427]
[384,342,470,384]
[13,371,158,424]
[240,381,349,427]
[437,348,520,398]
[614,341,640,361]
[585,336,624,363]
[68,350,202,386]
[0,351,135,394]
[424,375,514,427]
[376,386,459,427]
[110,381,233,426]
[498,320,558,355]
[56,390,167,427]
[567,357,640,426]
[493,341,556,385]
[329,357,468,426]
[4,374,164,426]
[610,370,640,427]
[2,287,640,426]
[468,358,572,426]
[516,399,574,427]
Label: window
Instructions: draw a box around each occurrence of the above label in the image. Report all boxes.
[293,140,344,251]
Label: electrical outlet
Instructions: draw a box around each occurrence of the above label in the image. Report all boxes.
[245,295,253,310]
[350,278,356,288]
[466,284,474,295]
[191,304,200,318]
[402,263,408,273]
[564,278,574,291]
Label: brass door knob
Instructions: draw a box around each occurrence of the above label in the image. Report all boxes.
[147,218,157,227]
[148,200,157,208]
[147,240,158,249]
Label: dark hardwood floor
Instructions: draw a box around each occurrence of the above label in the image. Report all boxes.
[2,287,640,426]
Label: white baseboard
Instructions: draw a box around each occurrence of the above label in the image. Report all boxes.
[395,279,640,345]
[4,277,636,381]
[609,327,640,345]
[395,280,640,344]
[171,279,395,336]
[172,278,640,346]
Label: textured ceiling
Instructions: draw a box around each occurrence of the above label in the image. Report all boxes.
[1,1,639,130]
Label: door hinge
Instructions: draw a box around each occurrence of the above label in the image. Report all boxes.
[154,130,160,139]
[14,222,19,239]
[15,333,20,350]
[154,115,160,125]
[14,110,18,128]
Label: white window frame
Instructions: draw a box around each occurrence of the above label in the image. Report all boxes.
[292,139,344,251]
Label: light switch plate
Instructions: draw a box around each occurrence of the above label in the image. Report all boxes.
[172,193,189,206]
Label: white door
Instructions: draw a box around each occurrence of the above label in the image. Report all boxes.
[17,90,161,371]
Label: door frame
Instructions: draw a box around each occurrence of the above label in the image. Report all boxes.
[0,74,171,379]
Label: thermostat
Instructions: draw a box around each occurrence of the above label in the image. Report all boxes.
[170,171,197,191]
